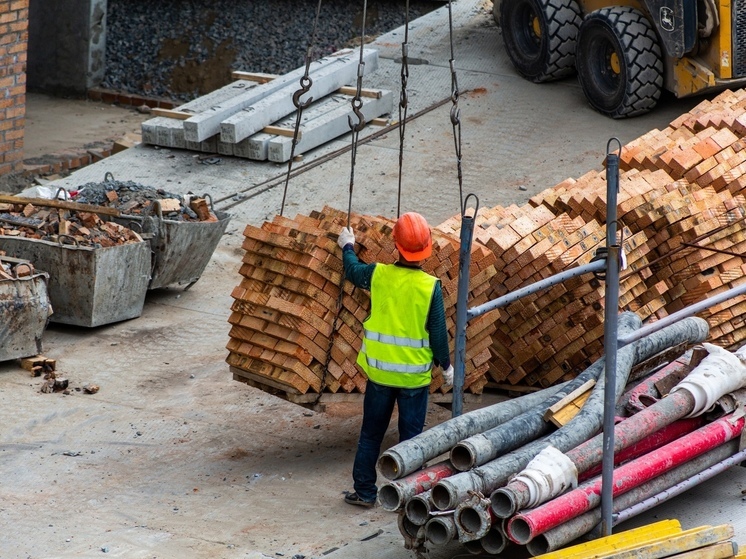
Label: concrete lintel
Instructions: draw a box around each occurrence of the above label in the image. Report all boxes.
[220,48,379,145]
[268,90,393,163]
[183,49,365,143]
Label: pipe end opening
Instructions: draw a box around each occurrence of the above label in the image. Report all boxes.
[404,498,430,526]
[526,534,550,557]
[425,519,451,546]
[378,484,403,511]
[507,516,532,545]
[430,483,453,511]
[457,506,487,535]
[377,454,400,480]
[450,444,475,471]
[480,526,507,555]
[490,488,516,518]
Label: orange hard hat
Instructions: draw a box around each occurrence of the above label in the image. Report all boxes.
[393,212,432,261]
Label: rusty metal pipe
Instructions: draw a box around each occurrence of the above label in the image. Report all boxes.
[450,366,603,471]
[424,514,457,546]
[526,439,740,555]
[491,390,699,518]
[479,524,508,555]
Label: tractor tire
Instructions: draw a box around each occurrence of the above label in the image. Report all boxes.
[493,0,502,27]
[500,0,582,82]
[575,7,663,118]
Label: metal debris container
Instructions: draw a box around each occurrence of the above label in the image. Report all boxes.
[135,203,231,290]
[0,258,52,361]
[0,236,151,327]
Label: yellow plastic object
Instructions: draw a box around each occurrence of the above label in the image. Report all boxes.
[665,541,738,559]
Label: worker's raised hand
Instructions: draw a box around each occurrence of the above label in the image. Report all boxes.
[442,365,454,386]
[338,227,355,249]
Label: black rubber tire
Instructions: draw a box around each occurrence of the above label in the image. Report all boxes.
[500,0,582,82]
[576,7,663,118]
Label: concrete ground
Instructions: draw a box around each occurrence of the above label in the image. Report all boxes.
[4,1,746,558]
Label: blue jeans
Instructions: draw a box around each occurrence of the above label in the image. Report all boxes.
[352,380,429,502]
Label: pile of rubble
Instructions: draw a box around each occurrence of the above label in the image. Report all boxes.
[0,201,142,248]
[71,179,218,222]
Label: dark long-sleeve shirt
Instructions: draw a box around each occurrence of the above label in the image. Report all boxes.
[342,245,451,370]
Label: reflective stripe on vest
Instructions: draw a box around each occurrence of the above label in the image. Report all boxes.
[356,263,438,388]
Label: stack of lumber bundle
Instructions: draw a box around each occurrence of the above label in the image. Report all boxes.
[228,88,746,396]
[227,206,497,401]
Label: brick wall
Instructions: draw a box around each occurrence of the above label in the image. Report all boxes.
[0,0,28,177]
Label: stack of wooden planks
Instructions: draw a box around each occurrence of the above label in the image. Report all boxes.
[227,206,497,400]
[229,88,746,396]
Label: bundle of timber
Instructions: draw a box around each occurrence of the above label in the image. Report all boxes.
[227,206,497,401]
[141,48,393,163]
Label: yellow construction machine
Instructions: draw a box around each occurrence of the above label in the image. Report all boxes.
[493,0,746,117]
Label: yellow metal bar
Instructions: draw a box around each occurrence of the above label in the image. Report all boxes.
[598,524,735,559]
[664,541,738,559]
[533,519,682,559]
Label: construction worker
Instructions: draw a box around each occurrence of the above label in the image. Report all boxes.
[337,212,454,507]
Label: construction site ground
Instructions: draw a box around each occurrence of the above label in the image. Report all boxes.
[3,1,746,557]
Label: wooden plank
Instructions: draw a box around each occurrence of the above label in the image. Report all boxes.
[544,379,595,419]
[336,86,384,99]
[150,108,194,120]
[0,194,122,218]
[231,71,279,83]
[262,125,300,139]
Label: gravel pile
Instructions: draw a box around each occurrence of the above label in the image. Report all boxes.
[102,0,443,102]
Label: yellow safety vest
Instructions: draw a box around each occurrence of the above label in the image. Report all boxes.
[356,263,438,388]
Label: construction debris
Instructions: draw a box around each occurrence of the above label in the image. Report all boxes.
[70,179,218,222]
[0,256,52,362]
[19,355,57,377]
[0,198,143,247]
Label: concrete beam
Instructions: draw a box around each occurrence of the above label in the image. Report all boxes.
[220,48,379,144]
[183,48,372,143]
[268,90,393,162]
